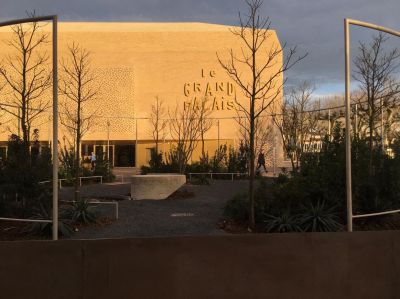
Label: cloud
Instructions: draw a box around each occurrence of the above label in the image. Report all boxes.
[1,0,399,95]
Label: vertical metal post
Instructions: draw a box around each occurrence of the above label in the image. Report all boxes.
[328,109,331,138]
[163,129,166,157]
[273,146,276,176]
[135,119,138,167]
[272,122,277,176]
[381,99,384,152]
[355,104,358,136]
[17,108,21,137]
[52,16,59,240]
[344,19,353,232]
[107,120,110,166]
[48,114,51,145]
[217,119,220,150]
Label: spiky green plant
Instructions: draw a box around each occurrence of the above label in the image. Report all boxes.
[264,211,302,233]
[299,200,342,232]
[26,204,73,237]
[70,199,98,223]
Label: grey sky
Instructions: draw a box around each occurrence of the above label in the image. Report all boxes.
[1,0,400,96]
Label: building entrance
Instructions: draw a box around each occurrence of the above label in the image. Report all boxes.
[115,144,135,167]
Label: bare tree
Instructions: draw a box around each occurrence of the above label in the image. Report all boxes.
[0,15,51,145]
[168,100,203,173]
[198,97,214,161]
[353,33,400,168]
[59,42,98,201]
[237,112,273,167]
[149,96,167,154]
[217,0,306,229]
[273,81,319,173]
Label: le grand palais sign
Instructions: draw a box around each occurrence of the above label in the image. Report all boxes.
[183,68,237,111]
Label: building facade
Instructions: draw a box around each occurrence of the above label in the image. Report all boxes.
[0,22,284,168]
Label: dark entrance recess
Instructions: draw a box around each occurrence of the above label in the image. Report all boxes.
[95,145,104,159]
[115,144,135,167]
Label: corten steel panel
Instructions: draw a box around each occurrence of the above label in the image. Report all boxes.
[306,232,350,297]
[0,240,84,299]
[347,231,396,298]
[1,233,400,298]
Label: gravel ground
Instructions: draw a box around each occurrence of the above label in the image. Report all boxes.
[67,180,248,239]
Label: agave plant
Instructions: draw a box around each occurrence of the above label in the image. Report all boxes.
[70,198,98,224]
[298,200,343,232]
[26,204,73,237]
[264,211,302,233]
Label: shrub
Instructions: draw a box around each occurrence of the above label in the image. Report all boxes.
[0,135,53,218]
[224,179,270,223]
[69,199,98,224]
[224,192,249,223]
[298,200,343,232]
[140,165,151,174]
[189,174,210,185]
[26,201,73,237]
[92,156,114,182]
[264,211,302,233]
[59,146,76,184]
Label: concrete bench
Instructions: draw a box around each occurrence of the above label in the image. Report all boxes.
[130,174,186,200]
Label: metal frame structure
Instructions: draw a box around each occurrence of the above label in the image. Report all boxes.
[0,16,58,240]
[344,18,400,232]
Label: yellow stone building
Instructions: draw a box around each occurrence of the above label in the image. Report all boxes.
[0,22,284,168]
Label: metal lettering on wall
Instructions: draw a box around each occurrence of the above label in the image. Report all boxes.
[183,69,236,111]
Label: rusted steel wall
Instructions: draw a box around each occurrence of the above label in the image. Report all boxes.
[1,232,399,299]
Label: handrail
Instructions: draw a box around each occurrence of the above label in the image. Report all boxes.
[188,172,248,181]
[0,217,52,223]
[38,176,103,188]
[353,208,400,219]
[79,176,103,186]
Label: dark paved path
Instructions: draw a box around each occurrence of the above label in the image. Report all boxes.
[66,180,248,239]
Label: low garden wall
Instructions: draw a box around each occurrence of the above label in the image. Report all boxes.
[1,232,400,298]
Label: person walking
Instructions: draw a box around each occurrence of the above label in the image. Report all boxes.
[256,150,267,174]
[90,151,97,170]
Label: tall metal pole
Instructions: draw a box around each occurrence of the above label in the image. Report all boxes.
[381,99,384,152]
[328,109,331,139]
[52,16,59,240]
[135,119,138,167]
[217,119,220,150]
[342,18,400,233]
[344,19,353,232]
[355,104,358,136]
[107,119,110,165]
[163,129,166,160]
[273,138,276,176]
[17,108,20,137]
[48,114,51,146]
[0,21,63,235]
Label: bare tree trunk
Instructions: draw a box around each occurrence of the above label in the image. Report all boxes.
[248,105,256,229]
[75,102,81,202]
[217,0,306,231]
[59,43,98,201]
[201,131,206,160]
